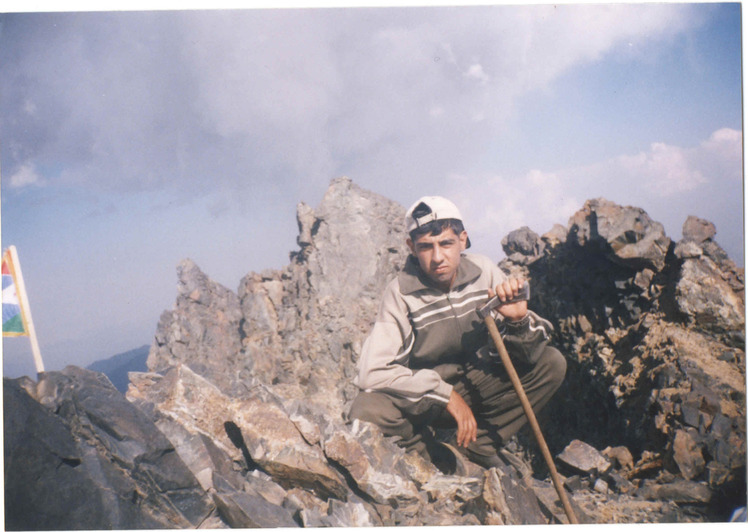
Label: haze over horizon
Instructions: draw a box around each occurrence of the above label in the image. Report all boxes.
[1,3,743,378]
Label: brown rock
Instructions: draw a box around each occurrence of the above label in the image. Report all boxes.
[233,397,348,500]
[675,256,745,333]
[568,198,671,271]
[128,364,347,500]
[323,420,420,505]
[638,479,712,504]
[557,440,612,476]
[482,465,548,525]
[542,223,568,247]
[682,216,716,243]
[672,429,706,480]
[602,446,634,471]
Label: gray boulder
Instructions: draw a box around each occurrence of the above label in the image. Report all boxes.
[502,226,546,265]
[212,484,299,528]
[5,377,124,530]
[4,368,214,530]
[128,364,348,501]
[323,419,421,505]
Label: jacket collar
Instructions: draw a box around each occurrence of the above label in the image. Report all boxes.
[399,253,482,295]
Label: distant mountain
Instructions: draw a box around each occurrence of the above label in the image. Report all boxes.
[86,345,149,393]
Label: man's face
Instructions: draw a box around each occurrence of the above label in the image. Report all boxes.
[407,227,468,291]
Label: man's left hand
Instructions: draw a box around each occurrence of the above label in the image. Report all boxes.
[489,278,528,322]
[446,390,477,448]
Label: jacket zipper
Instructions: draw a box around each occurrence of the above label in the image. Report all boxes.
[446,292,465,337]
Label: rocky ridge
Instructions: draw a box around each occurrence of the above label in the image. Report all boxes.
[4,177,745,528]
[148,178,407,418]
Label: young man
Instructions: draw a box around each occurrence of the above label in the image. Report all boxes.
[348,196,566,472]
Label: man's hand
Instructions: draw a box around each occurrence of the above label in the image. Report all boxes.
[447,390,477,448]
[489,278,528,322]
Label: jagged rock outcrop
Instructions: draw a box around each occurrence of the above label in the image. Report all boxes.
[148,258,245,393]
[674,215,744,336]
[6,179,745,527]
[568,198,671,272]
[501,201,745,518]
[147,177,408,415]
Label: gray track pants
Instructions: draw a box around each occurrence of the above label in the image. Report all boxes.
[348,345,566,462]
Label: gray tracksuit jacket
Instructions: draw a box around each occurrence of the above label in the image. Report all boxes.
[354,252,554,404]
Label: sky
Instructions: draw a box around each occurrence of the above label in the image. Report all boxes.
[1,2,743,378]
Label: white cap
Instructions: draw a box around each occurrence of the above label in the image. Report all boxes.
[405,196,470,247]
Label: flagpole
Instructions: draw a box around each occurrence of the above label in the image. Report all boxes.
[8,246,44,374]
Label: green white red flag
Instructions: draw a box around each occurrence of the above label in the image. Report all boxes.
[2,247,28,336]
[2,246,44,373]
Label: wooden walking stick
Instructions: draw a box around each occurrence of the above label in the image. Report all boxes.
[478,286,579,524]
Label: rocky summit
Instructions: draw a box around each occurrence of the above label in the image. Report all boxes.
[5,177,746,528]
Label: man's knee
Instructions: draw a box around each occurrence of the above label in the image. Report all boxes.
[348,391,405,432]
[348,391,380,424]
[541,346,567,390]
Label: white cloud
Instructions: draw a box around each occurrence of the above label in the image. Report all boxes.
[22,98,36,116]
[697,127,743,177]
[464,63,489,84]
[153,6,704,190]
[706,127,742,146]
[618,142,706,196]
[597,127,742,198]
[0,5,708,204]
[445,168,580,258]
[444,126,741,260]
[7,162,43,189]
[429,106,444,118]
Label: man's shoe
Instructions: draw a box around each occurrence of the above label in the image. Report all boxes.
[461,448,504,470]
[457,446,533,479]
[429,442,470,476]
[429,442,457,475]
[441,443,470,476]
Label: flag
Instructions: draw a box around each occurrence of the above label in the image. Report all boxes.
[2,246,43,372]
[3,248,29,336]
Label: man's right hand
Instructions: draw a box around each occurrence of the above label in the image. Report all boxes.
[490,278,528,322]
[446,390,477,448]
